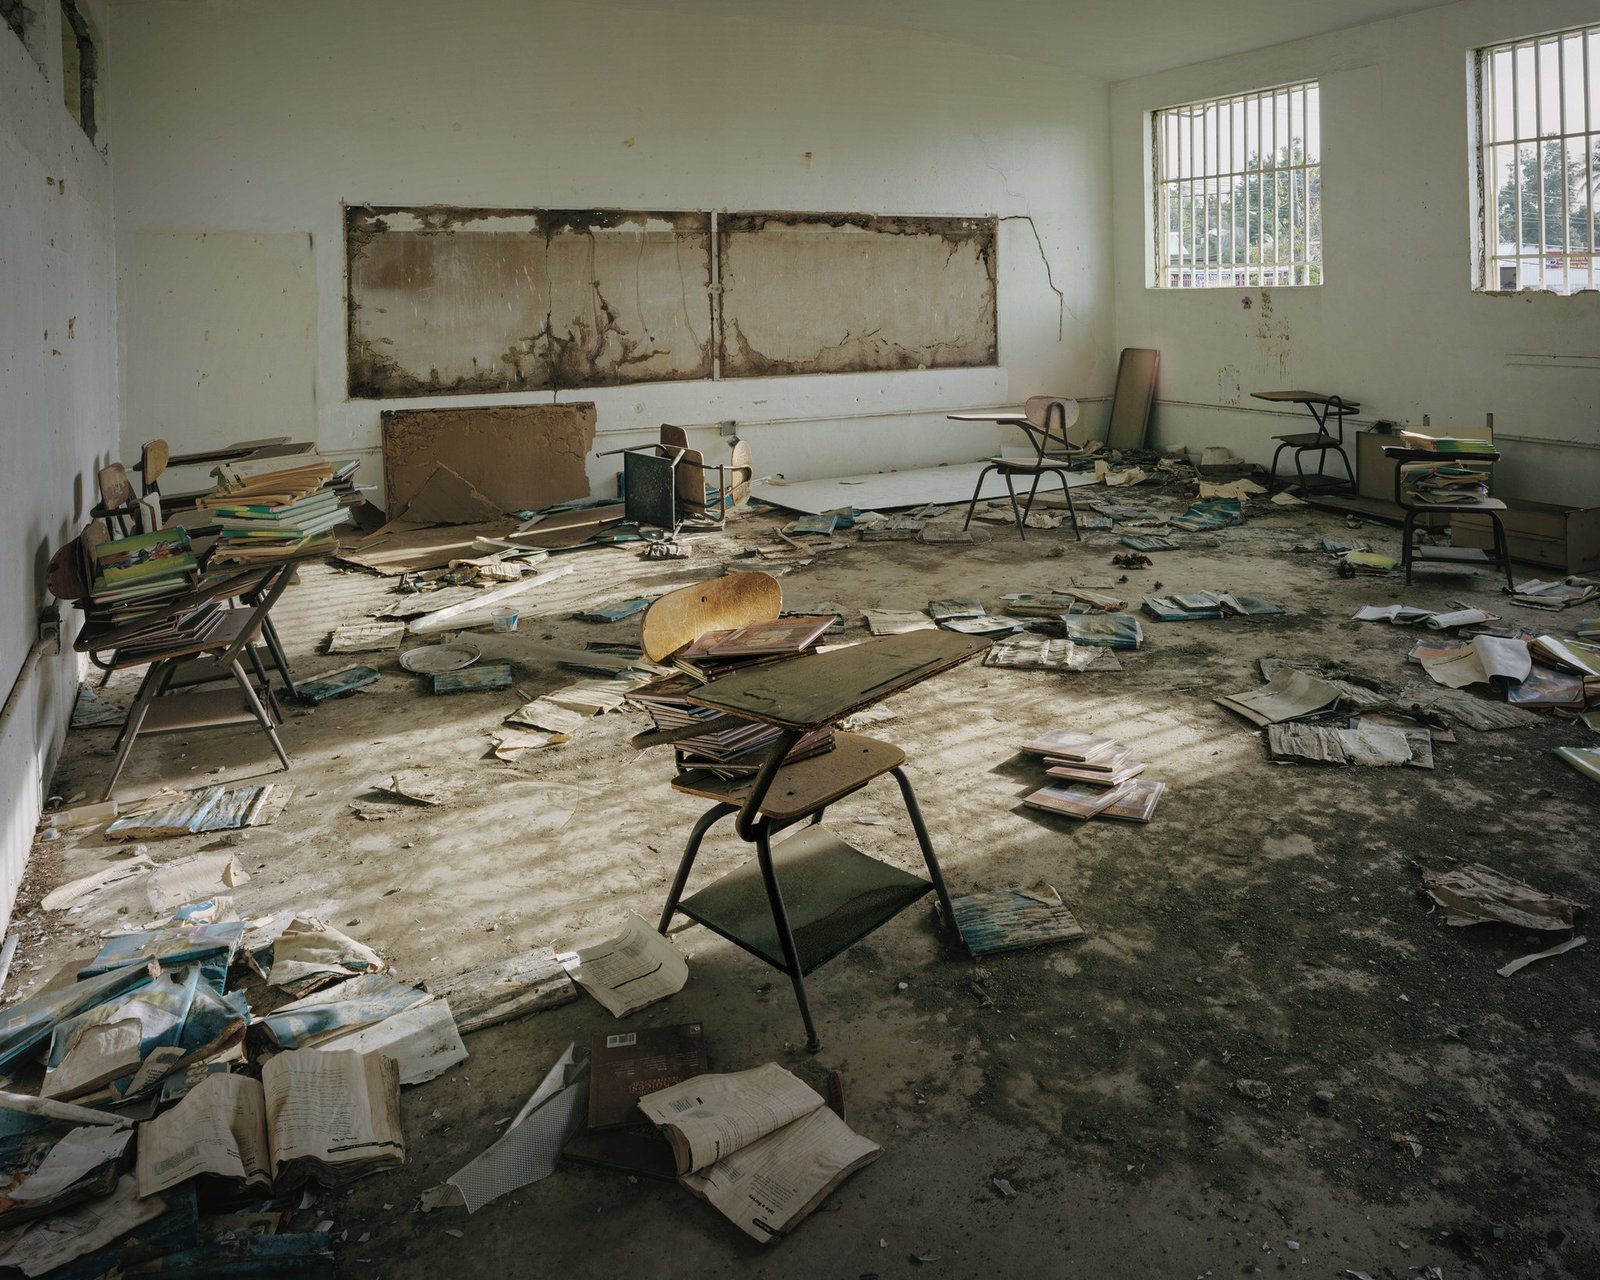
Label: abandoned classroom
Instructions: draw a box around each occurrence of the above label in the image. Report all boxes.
[3,0,1598,1276]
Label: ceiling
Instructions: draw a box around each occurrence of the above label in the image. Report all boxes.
[598,0,1461,82]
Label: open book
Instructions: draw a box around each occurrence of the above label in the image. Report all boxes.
[135,1050,403,1196]
[638,1063,878,1242]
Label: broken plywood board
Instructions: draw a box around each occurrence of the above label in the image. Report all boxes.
[950,884,1086,956]
[752,461,1096,517]
[422,947,579,1033]
[390,464,505,526]
[381,404,597,516]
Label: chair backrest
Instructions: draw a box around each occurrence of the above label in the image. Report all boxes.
[98,463,137,512]
[1105,347,1160,452]
[639,571,782,660]
[140,440,169,495]
[1022,397,1081,452]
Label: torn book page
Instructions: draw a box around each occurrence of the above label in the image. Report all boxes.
[446,1042,588,1213]
[313,998,467,1086]
[266,917,385,994]
[10,1127,133,1203]
[558,915,688,1018]
[1215,669,1343,727]
[40,853,155,912]
[1411,634,1532,689]
[1497,935,1587,978]
[0,1175,167,1278]
[1418,863,1584,929]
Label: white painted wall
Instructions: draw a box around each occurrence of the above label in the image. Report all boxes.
[0,0,119,932]
[1112,0,1600,506]
[107,0,1115,502]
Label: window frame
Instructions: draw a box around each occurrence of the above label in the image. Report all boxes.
[1472,23,1600,295]
[1150,80,1323,290]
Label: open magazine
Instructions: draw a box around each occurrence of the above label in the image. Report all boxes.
[638,1063,878,1242]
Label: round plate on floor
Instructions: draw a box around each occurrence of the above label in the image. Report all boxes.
[398,642,481,675]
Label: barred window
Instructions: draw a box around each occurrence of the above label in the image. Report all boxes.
[1152,82,1321,289]
[1476,24,1600,294]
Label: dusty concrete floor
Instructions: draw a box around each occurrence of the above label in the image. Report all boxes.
[13,487,1598,1280]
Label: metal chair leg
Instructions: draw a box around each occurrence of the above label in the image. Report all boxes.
[1335,446,1356,491]
[246,645,283,723]
[231,660,290,770]
[890,765,958,933]
[102,672,162,801]
[962,464,1000,532]
[755,825,822,1053]
[657,803,737,932]
[1002,471,1026,540]
[260,617,295,693]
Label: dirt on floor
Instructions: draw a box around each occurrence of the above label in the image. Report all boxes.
[11,482,1597,1280]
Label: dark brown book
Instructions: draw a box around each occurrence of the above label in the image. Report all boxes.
[561,1126,680,1181]
[588,1023,708,1132]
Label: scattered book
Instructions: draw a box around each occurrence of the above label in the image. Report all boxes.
[949,883,1086,956]
[589,1024,708,1132]
[1059,614,1143,650]
[638,1063,879,1243]
[1098,779,1166,822]
[135,1050,403,1196]
[1023,780,1133,820]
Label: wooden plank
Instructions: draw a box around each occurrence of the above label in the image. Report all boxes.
[639,572,781,661]
[686,632,989,729]
[432,663,512,694]
[422,947,578,1033]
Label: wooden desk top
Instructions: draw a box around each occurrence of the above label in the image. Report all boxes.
[1250,390,1361,412]
[947,411,1029,424]
[685,631,989,729]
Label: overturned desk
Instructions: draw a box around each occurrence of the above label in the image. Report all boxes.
[654,630,989,1051]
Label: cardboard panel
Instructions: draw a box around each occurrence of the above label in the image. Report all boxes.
[380,404,596,516]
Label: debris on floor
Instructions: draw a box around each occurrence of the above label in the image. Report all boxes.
[1017,729,1165,823]
[948,883,1087,955]
[557,915,689,1017]
[1417,863,1584,929]
[103,783,293,841]
[296,664,381,703]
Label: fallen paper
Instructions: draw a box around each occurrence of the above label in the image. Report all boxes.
[447,1042,588,1213]
[558,915,688,1018]
[1497,935,1587,977]
[41,853,155,912]
[106,785,292,841]
[259,973,432,1049]
[1266,722,1412,767]
[863,610,937,636]
[380,773,448,806]
[135,1071,271,1195]
[1413,634,1532,689]
[327,621,406,654]
[0,1175,166,1278]
[490,728,572,760]
[267,917,385,993]
[146,853,251,915]
[984,636,1120,672]
[10,1126,133,1203]
[1419,863,1584,929]
[314,999,467,1086]
[1216,669,1343,727]
[504,699,586,735]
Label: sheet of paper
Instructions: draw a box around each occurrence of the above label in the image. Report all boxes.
[447,1042,588,1213]
[10,1126,133,1202]
[40,853,155,912]
[1416,635,1532,688]
[146,852,251,915]
[1497,935,1587,977]
[135,1072,270,1196]
[682,1104,881,1243]
[0,1175,166,1278]
[1216,669,1343,726]
[267,917,385,990]
[314,998,467,1086]
[638,1062,824,1174]
[558,915,688,1018]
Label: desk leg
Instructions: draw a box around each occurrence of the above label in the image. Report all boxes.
[231,660,290,770]
[658,802,737,933]
[891,766,958,937]
[755,824,822,1054]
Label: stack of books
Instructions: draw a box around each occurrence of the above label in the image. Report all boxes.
[197,455,351,561]
[1402,461,1490,504]
[629,616,838,777]
[1016,728,1166,824]
[84,529,222,643]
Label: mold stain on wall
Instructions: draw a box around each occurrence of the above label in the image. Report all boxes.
[346,206,999,398]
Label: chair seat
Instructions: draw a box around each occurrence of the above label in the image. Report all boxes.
[1272,431,1341,448]
[671,732,905,821]
[986,454,1081,470]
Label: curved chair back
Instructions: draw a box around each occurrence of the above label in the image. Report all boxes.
[640,571,782,661]
[1022,396,1081,453]
[140,440,169,495]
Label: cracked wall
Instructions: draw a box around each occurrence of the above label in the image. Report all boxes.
[346,206,713,399]
[719,213,997,378]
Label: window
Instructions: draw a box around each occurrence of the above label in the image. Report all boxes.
[1476,24,1599,294]
[1152,82,1321,288]
[59,0,96,141]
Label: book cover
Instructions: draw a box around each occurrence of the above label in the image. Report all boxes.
[92,530,196,586]
[1098,780,1166,823]
[588,1023,708,1132]
[702,616,834,659]
[1019,728,1118,759]
[1022,780,1134,820]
